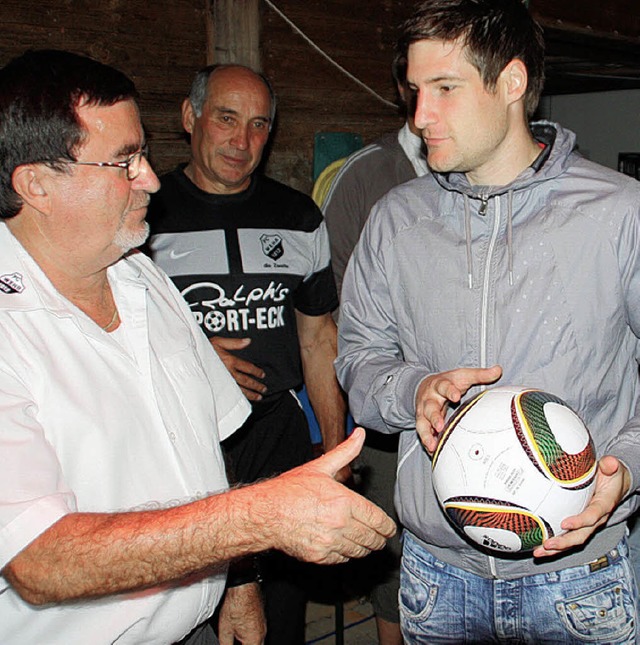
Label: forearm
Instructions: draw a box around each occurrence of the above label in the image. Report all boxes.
[4,432,396,606]
[4,484,276,605]
[302,348,347,451]
[299,320,346,451]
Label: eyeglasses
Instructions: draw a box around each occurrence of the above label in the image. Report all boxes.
[66,144,149,181]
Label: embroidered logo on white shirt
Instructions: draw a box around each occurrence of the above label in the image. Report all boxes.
[0,272,25,294]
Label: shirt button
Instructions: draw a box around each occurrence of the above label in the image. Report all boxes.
[169,432,177,442]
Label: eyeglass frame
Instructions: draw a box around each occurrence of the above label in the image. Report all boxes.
[63,143,149,181]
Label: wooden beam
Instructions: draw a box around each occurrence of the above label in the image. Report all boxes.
[206,0,261,70]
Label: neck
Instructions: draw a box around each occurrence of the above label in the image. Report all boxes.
[6,213,119,329]
[183,162,251,195]
[466,120,541,187]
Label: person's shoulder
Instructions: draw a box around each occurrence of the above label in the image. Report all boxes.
[254,175,322,222]
[338,131,400,173]
[257,174,314,202]
[563,153,640,203]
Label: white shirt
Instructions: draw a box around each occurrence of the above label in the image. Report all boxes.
[397,121,429,177]
[0,223,250,644]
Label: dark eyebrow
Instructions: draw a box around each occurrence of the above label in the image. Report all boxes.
[418,74,465,85]
[113,141,145,159]
[213,105,271,124]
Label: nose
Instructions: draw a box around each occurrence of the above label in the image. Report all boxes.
[133,155,160,193]
[413,91,436,131]
[229,124,250,151]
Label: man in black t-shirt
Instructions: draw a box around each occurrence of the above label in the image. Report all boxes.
[148,64,347,645]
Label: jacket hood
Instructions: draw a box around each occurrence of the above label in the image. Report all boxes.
[431,121,577,199]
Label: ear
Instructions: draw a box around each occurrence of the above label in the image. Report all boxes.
[501,59,528,105]
[181,98,196,135]
[11,164,51,214]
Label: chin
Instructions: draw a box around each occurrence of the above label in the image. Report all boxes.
[114,221,150,253]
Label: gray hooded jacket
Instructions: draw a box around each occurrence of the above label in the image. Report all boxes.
[336,122,640,578]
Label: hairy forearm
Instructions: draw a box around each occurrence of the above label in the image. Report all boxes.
[4,432,395,607]
[4,485,276,606]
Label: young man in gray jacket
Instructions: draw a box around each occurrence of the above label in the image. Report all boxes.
[336,0,640,642]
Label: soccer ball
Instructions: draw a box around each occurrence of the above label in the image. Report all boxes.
[431,386,597,553]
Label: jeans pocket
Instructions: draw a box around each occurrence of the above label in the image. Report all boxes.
[399,558,438,624]
[556,579,635,642]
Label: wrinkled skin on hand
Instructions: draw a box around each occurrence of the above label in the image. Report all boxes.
[253,427,397,565]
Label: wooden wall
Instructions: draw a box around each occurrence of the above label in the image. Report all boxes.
[1,1,638,195]
[0,0,206,177]
[530,0,640,39]
[261,0,411,192]
[0,0,410,195]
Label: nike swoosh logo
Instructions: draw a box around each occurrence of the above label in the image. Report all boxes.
[169,249,193,260]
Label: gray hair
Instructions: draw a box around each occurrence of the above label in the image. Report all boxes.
[188,64,277,129]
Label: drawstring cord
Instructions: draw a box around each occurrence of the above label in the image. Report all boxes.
[507,190,514,286]
[464,195,473,289]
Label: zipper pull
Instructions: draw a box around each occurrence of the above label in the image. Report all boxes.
[478,195,489,216]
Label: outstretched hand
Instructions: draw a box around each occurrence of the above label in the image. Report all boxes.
[258,427,396,565]
[533,455,631,558]
[415,365,502,453]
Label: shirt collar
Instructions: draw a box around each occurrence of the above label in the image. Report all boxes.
[397,121,429,177]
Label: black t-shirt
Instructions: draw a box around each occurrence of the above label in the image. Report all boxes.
[147,167,338,395]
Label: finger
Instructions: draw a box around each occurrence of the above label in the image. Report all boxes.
[211,336,252,350]
[316,552,350,566]
[534,525,596,557]
[458,365,502,389]
[240,386,263,402]
[348,496,397,539]
[315,427,366,476]
[342,518,394,551]
[234,371,267,394]
[232,359,266,380]
[217,625,233,645]
[416,417,438,454]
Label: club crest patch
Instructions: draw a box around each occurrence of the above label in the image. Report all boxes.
[0,272,25,294]
[260,234,284,260]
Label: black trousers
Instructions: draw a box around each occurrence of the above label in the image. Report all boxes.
[221,391,314,645]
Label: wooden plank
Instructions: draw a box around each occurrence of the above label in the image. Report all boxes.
[209,0,261,69]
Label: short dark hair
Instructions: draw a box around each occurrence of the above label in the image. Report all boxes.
[188,63,277,127]
[0,49,138,219]
[398,0,545,117]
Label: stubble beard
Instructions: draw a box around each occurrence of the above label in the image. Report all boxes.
[114,220,150,253]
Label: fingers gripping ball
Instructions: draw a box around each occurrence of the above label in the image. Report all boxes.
[431,386,596,553]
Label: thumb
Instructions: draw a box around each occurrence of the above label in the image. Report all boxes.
[315,427,365,477]
[598,454,622,477]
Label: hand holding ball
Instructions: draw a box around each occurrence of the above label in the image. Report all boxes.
[431,386,596,553]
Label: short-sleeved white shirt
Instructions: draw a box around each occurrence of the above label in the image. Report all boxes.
[0,223,250,644]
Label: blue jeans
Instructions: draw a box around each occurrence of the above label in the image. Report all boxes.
[400,532,637,644]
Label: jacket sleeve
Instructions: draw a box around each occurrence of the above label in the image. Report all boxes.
[603,188,640,503]
[335,200,430,433]
[323,161,370,299]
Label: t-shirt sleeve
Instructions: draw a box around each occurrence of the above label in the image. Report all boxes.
[293,218,339,316]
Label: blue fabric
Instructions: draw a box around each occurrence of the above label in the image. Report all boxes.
[297,385,354,445]
[400,532,637,644]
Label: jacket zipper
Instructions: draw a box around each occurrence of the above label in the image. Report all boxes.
[480,196,500,371]
[480,195,501,578]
